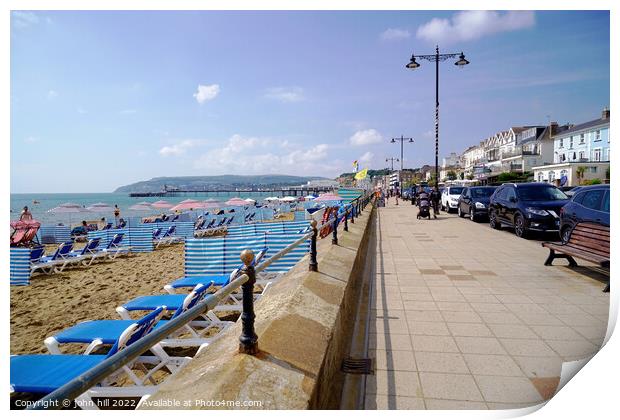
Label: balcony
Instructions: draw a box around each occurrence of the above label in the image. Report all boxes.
[501,148,539,159]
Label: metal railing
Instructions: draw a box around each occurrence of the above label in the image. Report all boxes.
[28,192,373,410]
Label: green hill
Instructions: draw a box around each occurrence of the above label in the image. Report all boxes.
[114,175,329,193]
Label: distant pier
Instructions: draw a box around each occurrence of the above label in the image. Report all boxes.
[128,186,337,198]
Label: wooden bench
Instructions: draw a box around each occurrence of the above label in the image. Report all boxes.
[542,222,610,292]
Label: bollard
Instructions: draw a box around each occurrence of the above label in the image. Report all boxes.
[344,209,349,231]
[239,249,258,355]
[332,217,338,245]
[309,220,318,272]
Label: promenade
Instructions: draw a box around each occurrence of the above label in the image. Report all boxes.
[364,199,609,409]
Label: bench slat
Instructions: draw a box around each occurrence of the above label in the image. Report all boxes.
[569,235,610,253]
[564,243,609,259]
[573,226,610,237]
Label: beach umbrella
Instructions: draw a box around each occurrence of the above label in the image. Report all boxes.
[304,194,318,199]
[179,199,200,204]
[170,201,207,212]
[225,197,248,206]
[202,200,224,209]
[244,198,257,203]
[129,202,153,211]
[314,193,344,202]
[86,202,115,212]
[280,196,297,202]
[263,196,279,202]
[47,203,92,213]
[151,200,173,209]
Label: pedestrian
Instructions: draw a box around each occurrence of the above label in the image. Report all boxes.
[430,186,441,216]
[99,217,107,230]
[113,204,120,227]
[19,206,33,221]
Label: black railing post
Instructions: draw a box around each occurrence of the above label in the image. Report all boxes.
[239,249,258,355]
[332,216,338,245]
[350,202,355,224]
[309,220,318,272]
[344,209,349,231]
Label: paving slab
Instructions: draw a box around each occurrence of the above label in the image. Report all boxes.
[364,203,609,410]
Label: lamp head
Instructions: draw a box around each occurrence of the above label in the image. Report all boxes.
[406,54,420,69]
[455,52,470,67]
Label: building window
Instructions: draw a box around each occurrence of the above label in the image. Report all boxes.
[579,151,586,160]
[593,148,602,161]
[559,138,564,148]
[548,171,556,182]
[537,172,543,182]
[595,130,601,141]
[569,137,574,149]
[572,152,577,160]
[580,133,585,144]
[590,167,597,173]
[561,154,566,162]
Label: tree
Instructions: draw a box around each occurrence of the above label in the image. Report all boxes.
[576,166,587,185]
[466,174,474,180]
[606,166,610,181]
[446,170,457,181]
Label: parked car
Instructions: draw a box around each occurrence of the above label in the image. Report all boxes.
[457,186,497,221]
[559,184,610,242]
[488,183,569,238]
[563,186,584,198]
[441,186,465,213]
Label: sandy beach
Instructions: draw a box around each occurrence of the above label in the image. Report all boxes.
[10,244,187,355]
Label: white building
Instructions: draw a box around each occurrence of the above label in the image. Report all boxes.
[306,179,340,188]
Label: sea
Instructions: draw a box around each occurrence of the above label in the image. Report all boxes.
[10,192,281,225]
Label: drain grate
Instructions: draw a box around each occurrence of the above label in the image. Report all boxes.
[342,358,373,375]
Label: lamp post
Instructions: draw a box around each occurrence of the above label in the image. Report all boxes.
[386,157,399,171]
[406,46,469,189]
[390,136,414,172]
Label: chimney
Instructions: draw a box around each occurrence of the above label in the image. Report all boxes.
[548,121,558,137]
[602,107,610,120]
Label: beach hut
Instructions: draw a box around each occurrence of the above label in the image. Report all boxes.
[314,193,344,202]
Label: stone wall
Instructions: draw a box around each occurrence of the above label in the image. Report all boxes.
[141,204,375,410]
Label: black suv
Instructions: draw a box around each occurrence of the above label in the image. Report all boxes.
[488,183,569,238]
[457,186,497,221]
[559,184,610,242]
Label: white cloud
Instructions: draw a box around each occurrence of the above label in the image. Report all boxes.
[159,140,200,157]
[359,152,374,163]
[416,11,535,44]
[47,90,58,100]
[12,11,40,29]
[193,134,335,175]
[264,87,305,103]
[380,28,411,41]
[193,84,220,104]
[350,129,383,146]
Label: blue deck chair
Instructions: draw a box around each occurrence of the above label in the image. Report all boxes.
[226,216,235,226]
[30,242,75,276]
[154,225,182,248]
[46,284,231,353]
[99,233,131,259]
[10,307,189,406]
[67,238,102,266]
[101,223,113,230]
[152,227,163,240]
[164,247,269,293]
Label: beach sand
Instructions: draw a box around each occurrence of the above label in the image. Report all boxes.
[10,244,187,354]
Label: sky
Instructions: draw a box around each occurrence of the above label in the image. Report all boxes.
[10,10,610,193]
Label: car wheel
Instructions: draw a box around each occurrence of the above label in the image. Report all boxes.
[470,210,476,222]
[560,225,572,243]
[514,213,528,239]
[489,210,501,230]
[458,206,464,218]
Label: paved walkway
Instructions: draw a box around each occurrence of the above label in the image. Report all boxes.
[364,200,609,409]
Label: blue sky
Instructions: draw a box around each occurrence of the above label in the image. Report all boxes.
[10,10,610,193]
